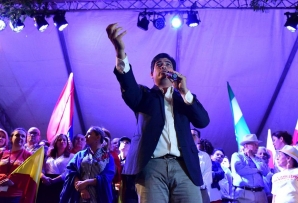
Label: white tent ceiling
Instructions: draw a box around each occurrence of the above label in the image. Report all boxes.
[0,7,298,157]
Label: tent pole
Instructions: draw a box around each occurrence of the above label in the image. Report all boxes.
[256,35,298,137]
[57,29,87,134]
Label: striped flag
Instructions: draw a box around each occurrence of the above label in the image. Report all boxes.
[266,129,275,169]
[47,73,74,142]
[9,147,44,203]
[292,120,298,145]
[227,82,250,149]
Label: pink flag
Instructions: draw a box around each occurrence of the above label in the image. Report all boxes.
[266,129,275,169]
[47,73,74,142]
[292,120,298,145]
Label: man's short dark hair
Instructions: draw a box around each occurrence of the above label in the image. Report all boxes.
[150,53,176,73]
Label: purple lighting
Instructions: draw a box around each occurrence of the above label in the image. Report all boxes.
[171,15,182,28]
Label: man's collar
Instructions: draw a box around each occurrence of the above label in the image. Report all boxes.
[152,85,174,94]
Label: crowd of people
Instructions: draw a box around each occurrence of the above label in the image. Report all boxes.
[191,130,298,203]
[0,127,297,203]
[0,126,117,203]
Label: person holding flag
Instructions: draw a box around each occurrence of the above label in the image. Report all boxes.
[0,128,31,203]
[60,126,115,203]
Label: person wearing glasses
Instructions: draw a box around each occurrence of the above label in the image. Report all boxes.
[0,128,31,203]
[24,127,43,154]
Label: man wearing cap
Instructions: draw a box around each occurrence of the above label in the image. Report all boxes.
[118,136,131,166]
[231,134,269,203]
[106,23,210,203]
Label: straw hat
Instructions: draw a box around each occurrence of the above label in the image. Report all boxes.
[240,134,262,146]
[278,145,298,163]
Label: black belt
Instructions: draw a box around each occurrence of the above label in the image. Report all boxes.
[234,186,263,192]
[155,154,181,160]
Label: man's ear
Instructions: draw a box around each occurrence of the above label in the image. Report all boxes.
[150,72,153,78]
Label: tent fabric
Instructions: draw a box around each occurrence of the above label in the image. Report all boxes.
[0,9,297,157]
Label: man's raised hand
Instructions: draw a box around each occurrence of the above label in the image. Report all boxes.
[106,23,126,59]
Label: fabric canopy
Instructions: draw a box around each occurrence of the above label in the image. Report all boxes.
[0,9,297,157]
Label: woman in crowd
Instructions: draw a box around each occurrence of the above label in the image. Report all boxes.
[37,134,74,203]
[256,146,273,202]
[60,126,115,203]
[71,134,86,154]
[272,131,292,150]
[271,145,298,203]
[0,128,31,203]
[0,128,9,151]
[272,131,292,172]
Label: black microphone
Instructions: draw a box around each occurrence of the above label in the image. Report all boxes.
[165,72,179,81]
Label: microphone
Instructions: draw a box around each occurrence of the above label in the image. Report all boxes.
[165,72,179,81]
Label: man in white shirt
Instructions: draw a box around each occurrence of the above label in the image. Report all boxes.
[192,128,212,203]
[106,23,210,203]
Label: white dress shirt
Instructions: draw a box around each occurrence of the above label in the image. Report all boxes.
[116,56,194,158]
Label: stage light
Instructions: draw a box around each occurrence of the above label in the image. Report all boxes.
[171,15,183,28]
[10,19,25,33]
[53,12,68,31]
[284,12,298,32]
[137,12,150,31]
[186,12,200,27]
[34,15,49,32]
[0,19,6,31]
[153,14,165,30]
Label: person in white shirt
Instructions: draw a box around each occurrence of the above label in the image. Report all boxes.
[106,23,210,203]
[38,134,74,203]
[231,134,269,203]
[191,128,212,203]
[271,145,298,203]
[272,131,292,173]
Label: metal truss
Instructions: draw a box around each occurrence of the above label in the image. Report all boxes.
[44,0,298,11]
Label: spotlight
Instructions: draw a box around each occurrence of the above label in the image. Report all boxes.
[284,12,298,32]
[186,12,200,27]
[10,19,25,33]
[53,12,68,31]
[171,15,183,28]
[153,14,165,30]
[34,15,49,32]
[0,19,6,31]
[137,12,149,31]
